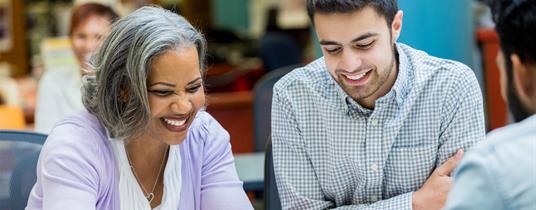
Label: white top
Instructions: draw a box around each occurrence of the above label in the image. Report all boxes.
[35,68,84,133]
[0,77,21,106]
[110,137,182,210]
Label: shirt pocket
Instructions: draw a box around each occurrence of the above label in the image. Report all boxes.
[322,156,366,205]
[382,144,437,198]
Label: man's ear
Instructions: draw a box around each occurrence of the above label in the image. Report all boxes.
[391,10,403,43]
[511,54,535,107]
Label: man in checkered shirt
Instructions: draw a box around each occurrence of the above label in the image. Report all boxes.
[271,0,486,209]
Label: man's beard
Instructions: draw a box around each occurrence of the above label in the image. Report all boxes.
[506,83,532,122]
[338,45,397,102]
[504,56,533,122]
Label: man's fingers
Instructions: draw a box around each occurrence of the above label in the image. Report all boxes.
[435,149,464,176]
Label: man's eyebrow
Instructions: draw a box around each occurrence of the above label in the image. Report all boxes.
[350,32,378,43]
[319,32,379,46]
[319,40,340,46]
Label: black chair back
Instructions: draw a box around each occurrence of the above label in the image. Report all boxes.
[253,65,300,152]
[0,130,47,210]
[264,137,281,210]
[259,32,303,72]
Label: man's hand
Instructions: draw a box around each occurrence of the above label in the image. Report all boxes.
[412,149,464,210]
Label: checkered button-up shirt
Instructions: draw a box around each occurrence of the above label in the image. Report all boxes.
[271,43,486,209]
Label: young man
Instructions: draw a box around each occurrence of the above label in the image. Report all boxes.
[271,0,485,209]
[445,1,536,209]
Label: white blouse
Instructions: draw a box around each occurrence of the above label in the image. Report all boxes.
[109,138,182,210]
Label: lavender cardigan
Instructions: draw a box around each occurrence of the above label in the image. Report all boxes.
[26,110,253,210]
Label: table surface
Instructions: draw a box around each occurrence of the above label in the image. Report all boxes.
[234,152,265,191]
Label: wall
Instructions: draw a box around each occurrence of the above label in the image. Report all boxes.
[398,0,474,67]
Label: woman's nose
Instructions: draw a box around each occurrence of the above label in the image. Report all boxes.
[170,95,192,113]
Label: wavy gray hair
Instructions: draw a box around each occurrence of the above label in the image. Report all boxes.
[82,6,207,139]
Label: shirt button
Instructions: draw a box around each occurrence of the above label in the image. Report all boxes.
[370,163,379,172]
[370,119,379,126]
[369,196,378,202]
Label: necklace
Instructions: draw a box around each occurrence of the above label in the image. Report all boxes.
[125,145,169,204]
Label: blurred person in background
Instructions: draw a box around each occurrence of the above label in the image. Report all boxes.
[0,63,21,107]
[445,0,536,209]
[25,6,253,210]
[34,2,118,133]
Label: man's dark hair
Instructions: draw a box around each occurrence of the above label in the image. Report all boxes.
[488,0,536,121]
[306,0,398,26]
[489,0,536,64]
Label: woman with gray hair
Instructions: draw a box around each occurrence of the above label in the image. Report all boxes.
[26,6,253,210]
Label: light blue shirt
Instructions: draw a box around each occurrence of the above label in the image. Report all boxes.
[445,114,536,210]
[271,43,486,209]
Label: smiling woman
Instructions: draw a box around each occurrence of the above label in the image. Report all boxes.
[145,48,206,145]
[25,6,253,210]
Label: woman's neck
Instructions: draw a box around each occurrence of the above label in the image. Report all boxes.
[125,135,169,208]
[125,135,168,167]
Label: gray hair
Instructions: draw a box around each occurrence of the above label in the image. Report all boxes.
[82,6,207,139]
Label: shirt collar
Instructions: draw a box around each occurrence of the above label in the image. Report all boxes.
[332,78,372,115]
[392,43,412,106]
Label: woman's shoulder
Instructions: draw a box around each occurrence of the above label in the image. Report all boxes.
[36,111,115,198]
[44,111,110,158]
[185,110,230,147]
[50,110,105,135]
[182,110,236,175]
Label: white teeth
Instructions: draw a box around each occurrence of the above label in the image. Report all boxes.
[345,72,367,80]
[163,118,186,126]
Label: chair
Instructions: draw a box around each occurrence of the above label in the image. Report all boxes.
[259,32,303,72]
[253,65,299,152]
[264,137,281,210]
[0,106,26,130]
[0,130,47,210]
[233,65,297,196]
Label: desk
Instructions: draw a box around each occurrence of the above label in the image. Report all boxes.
[234,152,264,191]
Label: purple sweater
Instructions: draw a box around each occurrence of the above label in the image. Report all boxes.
[26,110,253,210]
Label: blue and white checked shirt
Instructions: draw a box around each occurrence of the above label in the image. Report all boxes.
[271,43,486,209]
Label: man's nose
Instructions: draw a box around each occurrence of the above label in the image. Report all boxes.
[338,51,363,72]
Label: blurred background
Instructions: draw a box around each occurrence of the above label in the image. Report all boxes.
[0,0,506,209]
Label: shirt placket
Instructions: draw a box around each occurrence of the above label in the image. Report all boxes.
[364,108,385,203]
